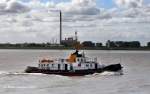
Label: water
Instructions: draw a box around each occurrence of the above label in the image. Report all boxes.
[0,50,150,94]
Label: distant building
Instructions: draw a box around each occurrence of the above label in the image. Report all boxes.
[106,40,141,48]
[96,43,103,47]
[61,32,80,47]
[62,37,78,47]
[147,42,150,47]
[106,40,116,48]
[82,41,95,47]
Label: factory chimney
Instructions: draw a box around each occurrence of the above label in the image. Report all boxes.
[60,11,62,45]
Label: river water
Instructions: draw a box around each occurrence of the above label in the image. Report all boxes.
[0,50,150,94]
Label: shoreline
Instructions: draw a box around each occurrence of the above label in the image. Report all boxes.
[0,47,150,51]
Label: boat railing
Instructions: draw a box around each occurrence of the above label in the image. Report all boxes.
[54,58,68,63]
[85,57,97,63]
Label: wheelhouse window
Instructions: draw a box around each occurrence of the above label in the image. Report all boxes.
[61,59,64,62]
[58,64,61,70]
[90,64,92,67]
[51,64,54,67]
[41,64,43,68]
[86,64,89,67]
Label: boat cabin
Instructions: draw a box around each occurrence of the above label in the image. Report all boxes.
[38,50,100,71]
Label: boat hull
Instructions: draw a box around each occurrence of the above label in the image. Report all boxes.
[25,64,122,76]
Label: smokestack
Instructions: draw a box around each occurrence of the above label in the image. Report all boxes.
[60,11,62,45]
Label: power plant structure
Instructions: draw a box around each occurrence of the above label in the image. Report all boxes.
[59,11,79,47]
[60,11,62,45]
[61,31,79,47]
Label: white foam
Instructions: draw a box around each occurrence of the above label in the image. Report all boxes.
[0,71,8,74]
[0,71,47,76]
[100,71,123,76]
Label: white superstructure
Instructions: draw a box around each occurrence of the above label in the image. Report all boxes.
[38,51,104,71]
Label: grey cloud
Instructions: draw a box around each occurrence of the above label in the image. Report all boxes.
[5,0,30,13]
[56,0,100,15]
[0,0,150,45]
[0,0,30,14]
[64,7,100,15]
[114,0,143,8]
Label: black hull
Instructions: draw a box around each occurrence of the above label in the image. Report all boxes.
[25,64,122,76]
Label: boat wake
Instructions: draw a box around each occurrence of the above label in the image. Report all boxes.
[0,71,71,80]
[0,70,123,77]
[0,71,47,76]
[91,70,123,76]
[100,71,123,76]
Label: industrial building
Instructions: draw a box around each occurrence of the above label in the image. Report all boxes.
[59,11,79,47]
[61,32,80,47]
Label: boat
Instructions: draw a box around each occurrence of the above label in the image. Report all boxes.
[25,49,123,76]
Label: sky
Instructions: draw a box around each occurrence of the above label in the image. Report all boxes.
[0,0,150,45]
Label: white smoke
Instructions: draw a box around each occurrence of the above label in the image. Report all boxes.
[115,0,143,8]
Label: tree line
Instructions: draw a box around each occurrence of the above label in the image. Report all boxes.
[82,40,150,48]
[0,41,150,48]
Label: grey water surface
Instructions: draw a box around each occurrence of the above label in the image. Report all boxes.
[0,50,150,94]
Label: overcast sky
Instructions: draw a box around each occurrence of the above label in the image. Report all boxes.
[0,0,150,45]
